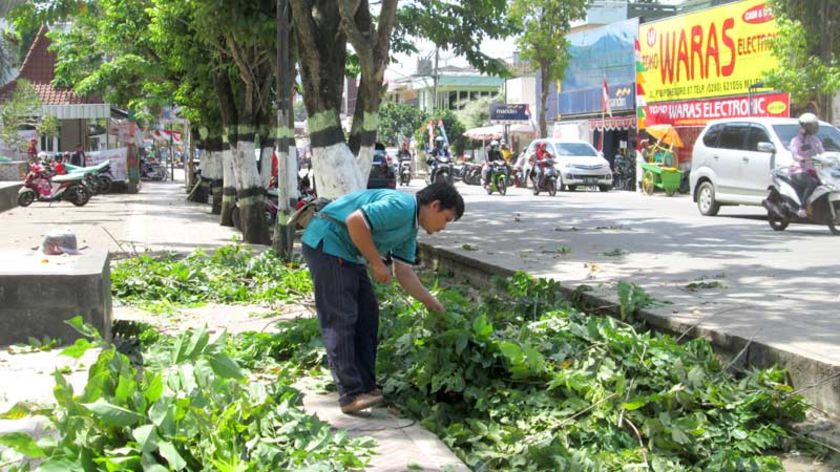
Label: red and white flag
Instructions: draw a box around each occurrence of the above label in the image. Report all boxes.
[602,76,612,117]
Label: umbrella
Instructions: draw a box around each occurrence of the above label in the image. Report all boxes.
[646,124,684,148]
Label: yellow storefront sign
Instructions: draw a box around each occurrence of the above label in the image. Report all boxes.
[639,0,778,103]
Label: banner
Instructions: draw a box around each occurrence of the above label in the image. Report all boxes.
[639,0,778,103]
[644,92,789,127]
[85,147,128,182]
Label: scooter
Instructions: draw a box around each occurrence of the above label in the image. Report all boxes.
[532,158,558,196]
[762,154,840,235]
[485,162,509,195]
[18,163,91,207]
[141,161,168,181]
[65,160,114,194]
[399,159,412,186]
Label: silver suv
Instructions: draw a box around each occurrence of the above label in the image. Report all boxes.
[690,117,840,216]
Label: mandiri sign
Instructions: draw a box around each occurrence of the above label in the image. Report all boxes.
[490,104,530,123]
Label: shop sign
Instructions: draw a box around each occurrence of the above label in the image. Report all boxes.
[490,103,530,122]
[559,82,636,116]
[639,0,778,103]
[645,92,789,127]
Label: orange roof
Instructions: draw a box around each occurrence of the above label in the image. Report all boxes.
[0,25,103,105]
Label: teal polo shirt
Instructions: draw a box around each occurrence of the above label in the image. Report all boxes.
[302,189,418,265]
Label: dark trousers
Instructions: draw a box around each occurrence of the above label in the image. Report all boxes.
[792,172,819,206]
[302,243,379,406]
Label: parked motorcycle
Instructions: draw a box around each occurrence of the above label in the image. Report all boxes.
[65,160,114,194]
[485,162,510,195]
[141,161,168,181]
[762,155,840,235]
[427,155,453,185]
[532,159,558,196]
[399,159,412,186]
[18,163,90,207]
[612,153,636,191]
[460,162,482,186]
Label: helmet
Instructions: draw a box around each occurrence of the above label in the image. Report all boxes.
[500,139,507,146]
[799,113,819,134]
[435,136,445,142]
[37,151,49,160]
[490,140,499,148]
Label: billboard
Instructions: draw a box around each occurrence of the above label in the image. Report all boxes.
[645,92,789,127]
[639,0,778,103]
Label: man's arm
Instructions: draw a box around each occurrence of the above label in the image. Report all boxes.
[346,210,391,283]
[394,261,444,312]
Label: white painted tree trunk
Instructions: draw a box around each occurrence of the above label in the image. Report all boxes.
[233,140,263,190]
[259,146,274,188]
[356,144,374,181]
[287,145,299,200]
[311,143,367,199]
[222,147,235,190]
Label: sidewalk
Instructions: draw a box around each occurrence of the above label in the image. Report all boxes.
[0,174,470,472]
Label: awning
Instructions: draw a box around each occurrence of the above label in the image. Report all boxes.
[463,123,535,140]
[588,115,637,131]
[42,104,112,120]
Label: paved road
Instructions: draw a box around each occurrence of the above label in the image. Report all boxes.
[408,180,840,387]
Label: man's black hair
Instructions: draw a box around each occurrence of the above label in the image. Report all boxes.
[416,182,465,220]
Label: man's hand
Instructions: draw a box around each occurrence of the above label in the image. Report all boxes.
[424,297,444,313]
[372,260,392,284]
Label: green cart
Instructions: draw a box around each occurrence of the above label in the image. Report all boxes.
[640,162,682,197]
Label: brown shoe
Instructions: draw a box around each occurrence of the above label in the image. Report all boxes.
[340,392,384,414]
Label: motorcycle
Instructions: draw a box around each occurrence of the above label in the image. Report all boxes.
[141,161,168,181]
[485,162,510,195]
[762,155,840,235]
[65,160,114,194]
[399,159,412,186]
[18,163,91,207]
[427,155,453,185]
[612,153,636,191]
[532,158,558,196]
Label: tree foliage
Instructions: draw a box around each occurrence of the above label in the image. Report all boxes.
[456,95,497,130]
[765,0,840,120]
[509,0,586,137]
[0,79,41,154]
[378,101,427,146]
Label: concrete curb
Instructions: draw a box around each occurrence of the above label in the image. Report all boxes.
[418,242,840,423]
[0,182,22,214]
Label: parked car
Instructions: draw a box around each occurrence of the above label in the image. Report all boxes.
[524,139,613,191]
[690,117,840,216]
[367,143,397,189]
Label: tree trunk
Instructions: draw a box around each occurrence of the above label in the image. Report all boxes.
[205,136,224,214]
[187,137,210,203]
[220,134,236,227]
[233,127,270,244]
[539,64,549,139]
[259,126,274,189]
[292,0,366,198]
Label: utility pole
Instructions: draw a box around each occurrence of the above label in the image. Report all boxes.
[273,0,295,258]
[432,46,439,115]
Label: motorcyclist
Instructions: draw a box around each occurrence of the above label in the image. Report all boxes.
[533,142,552,187]
[500,140,513,165]
[52,153,66,175]
[426,136,449,180]
[789,112,824,217]
[482,139,506,188]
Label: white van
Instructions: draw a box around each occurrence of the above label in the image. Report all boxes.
[690,117,840,215]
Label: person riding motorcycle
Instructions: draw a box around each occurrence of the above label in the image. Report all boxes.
[533,142,552,187]
[426,136,450,180]
[482,140,507,188]
[789,112,824,217]
[500,140,513,164]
